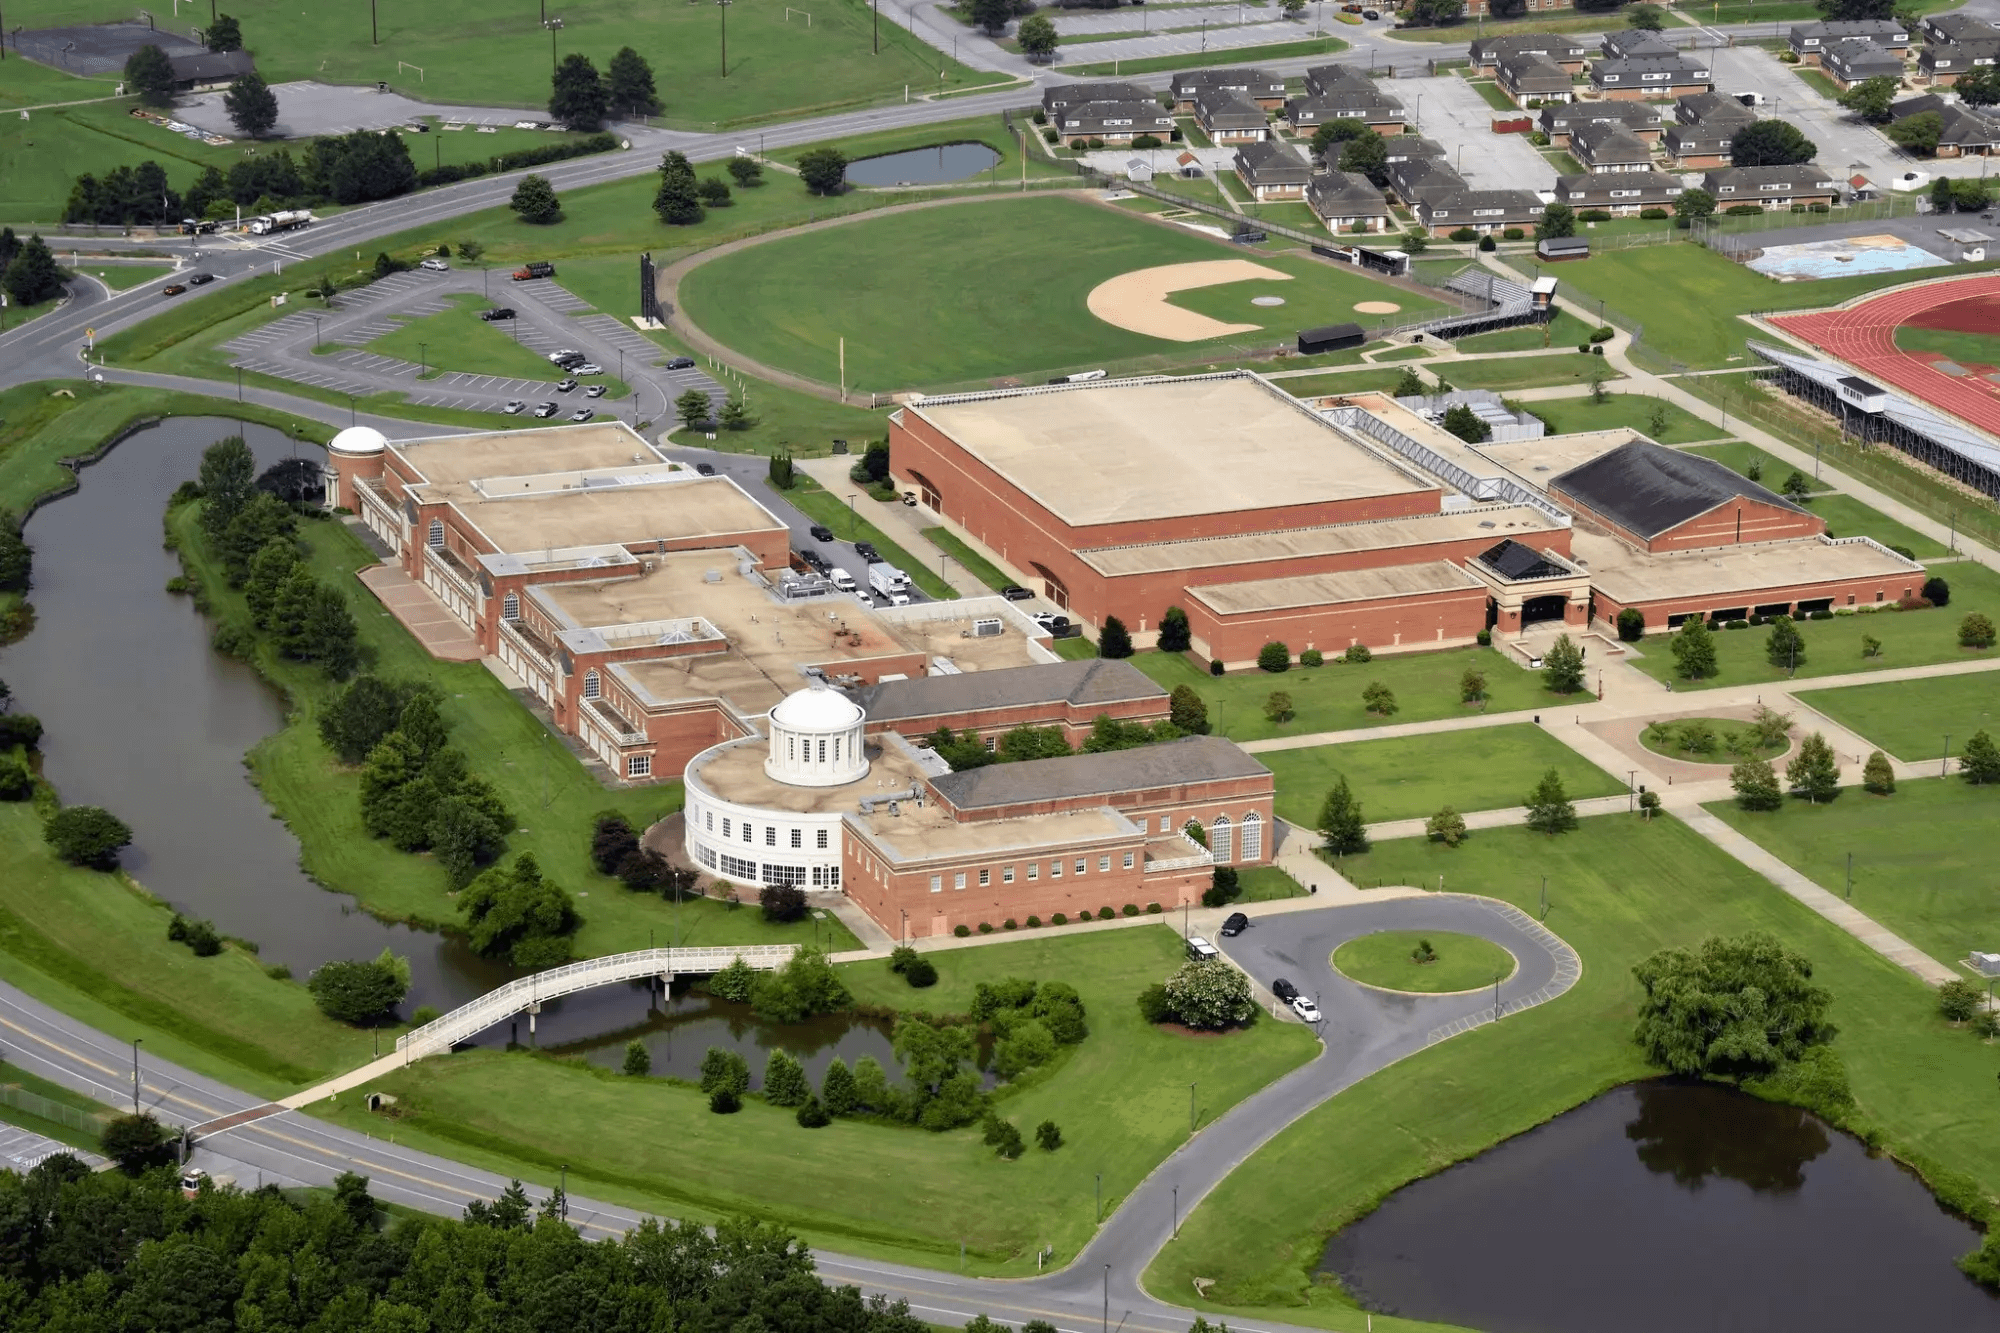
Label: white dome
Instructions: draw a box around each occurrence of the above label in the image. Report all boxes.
[328,425,388,457]
[770,686,863,733]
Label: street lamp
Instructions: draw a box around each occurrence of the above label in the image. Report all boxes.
[544,15,563,72]
[1188,1081,1196,1133]
[846,493,859,537]
[717,0,730,77]
[419,341,428,379]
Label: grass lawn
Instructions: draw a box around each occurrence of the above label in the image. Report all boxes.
[1451,308,1597,353]
[170,506,859,958]
[87,263,177,292]
[1706,777,2000,972]
[1519,391,1719,443]
[1683,440,1828,491]
[0,54,120,108]
[1546,243,2000,370]
[1129,647,1579,743]
[1894,323,2000,367]
[1238,864,1308,901]
[1261,724,1624,827]
[1441,353,1610,392]
[678,195,1441,391]
[1385,11,1613,40]
[1061,36,1347,77]
[1639,716,1785,763]
[1167,252,1450,332]
[1802,492,1952,557]
[1796,672,2000,761]
[1147,815,2000,1326]
[921,526,1014,592]
[1331,929,1516,993]
[1372,345,1431,362]
[358,292,628,396]
[1466,80,1517,113]
[1627,560,2000,690]
[787,477,957,600]
[0,1058,116,1155]
[1275,367,1425,398]
[322,926,1318,1273]
[1793,66,1843,100]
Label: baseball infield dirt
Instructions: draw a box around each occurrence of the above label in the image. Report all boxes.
[1085,260,1292,342]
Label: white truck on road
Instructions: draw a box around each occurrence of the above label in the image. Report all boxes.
[248,210,314,235]
[868,563,911,603]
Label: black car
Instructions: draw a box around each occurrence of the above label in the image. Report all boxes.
[801,549,831,575]
[665,356,696,370]
[694,463,716,476]
[1220,912,1249,937]
[480,307,516,322]
[187,272,215,286]
[1000,585,1032,601]
[1271,977,1298,1003]
[809,524,835,543]
[854,541,880,562]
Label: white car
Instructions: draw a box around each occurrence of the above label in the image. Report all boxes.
[1291,995,1323,1024]
[575,362,605,375]
[1186,936,1220,962]
[547,349,583,364]
[420,257,449,271]
[501,400,526,415]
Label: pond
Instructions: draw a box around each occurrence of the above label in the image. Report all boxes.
[844,141,1003,187]
[1320,1080,2000,1333]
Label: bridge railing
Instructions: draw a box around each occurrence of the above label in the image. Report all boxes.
[396,944,798,1056]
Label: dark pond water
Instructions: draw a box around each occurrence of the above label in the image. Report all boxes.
[1321,1080,2000,1333]
[845,142,1002,187]
[546,982,900,1084]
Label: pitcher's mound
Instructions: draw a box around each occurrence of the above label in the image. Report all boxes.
[1354,300,1401,314]
[1087,259,1292,342]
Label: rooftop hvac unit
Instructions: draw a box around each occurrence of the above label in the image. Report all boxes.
[703,569,722,584]
[972,617,1003,637]
[1973,952,2000,977]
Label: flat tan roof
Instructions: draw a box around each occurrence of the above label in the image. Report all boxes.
[690,737,935,815]
[454,477,784,554]
[853,803,1138,863]
[397,422,656,487]
[1471,429,1643,491]
[1573,530,1923,603]
[617,654,789,716]
[1188,559,1483,615]
[908,373,1434,528]
[1078,505,1564,577]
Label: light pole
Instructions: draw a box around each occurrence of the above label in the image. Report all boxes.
[1172,1184,1178,1238]
[718,0,730,77]
[1943,734,1951,777]
[899,908,907,945]
[1493,971,1502,1022]
[419,341,427,379]
[846,493,859,537]
[545,16,563,72]
[1845,851,1853,900]
[559,1164,568,1219]
[131,1038,142,1113]
[1095,1171,1101,1222]
[312,314,321,349]
[1102,1264,1110,1333]
[1188,1081,1196,1133]
[1627,769,1636,811]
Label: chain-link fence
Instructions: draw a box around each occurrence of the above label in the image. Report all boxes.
[0,1085,111,1140]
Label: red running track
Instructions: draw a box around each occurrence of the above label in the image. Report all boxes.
[1770,273,2000,436]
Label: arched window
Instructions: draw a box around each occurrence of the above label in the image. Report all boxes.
[582,670,601,700]
[503,592,520,620]
[1210,815,1233,864]
[427,517,445,549]
[1239,812,1262,861]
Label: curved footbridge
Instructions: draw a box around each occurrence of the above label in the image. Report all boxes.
[282,944,798,1109]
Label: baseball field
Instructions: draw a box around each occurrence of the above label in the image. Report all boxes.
[675,194,1451,392]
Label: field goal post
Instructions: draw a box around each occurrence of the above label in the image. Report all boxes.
[399,60,425,82]
[785,7,812,22]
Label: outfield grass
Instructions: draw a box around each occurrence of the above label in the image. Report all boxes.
[1332,929,1516,993]
[678,195,1442,391]
[922,526,1013,592]
[1128,647,1577,743]
[1441,353,1609,392]
[170,505,859,957]
[322,926,1317,1273]
[1061,36,1347,77]
[1546,244,2000,369]
[1706,777,2000,972]
[1168,253,1450,333]
[1518,392,1719,443]
[1627,560,2000,689]
[1894,323,2000,367]
[1260,724,1624,827]
[1796,672,2000,761]
[1147,815,2000,1326]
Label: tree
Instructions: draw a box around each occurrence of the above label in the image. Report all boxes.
[1361,680,1397,716]
[43,805,133,869]
[700,1046,751,1096]
[995,1019,1056,1079]
[1961,728,2000,784]
[1263,691,1294,724]
[1785,732,1841,804]
[1426,805,1468,847]
[459,853,580,967]
[217,491,297,582]
[549,53,608,131]
[1394,366,1426,398]
[1631,932,1835,1078]
[198,435,257,537]
[591,812,640,875]
[1318,775,1368,856]
[1539,200,1577,239]
[797,148,849,196]
[1162,958,1255,1029]
[1781,469,1813,502]
[1541,633,1586,694]
[319,676,430,765]
[1157,606,1191,654]
[1764,615,1805,672]
[763,1049,810,1106]
[820,1057,858,1115]
[1168,684,1208,735]
[125,44,176,106]
[1,235,62,307]
[1524,767,1577,835]
[605,46,661,118]
[1862,749,1896,795]
[1627,2,1666,27]
[1670,617,1717,678]
[1938,978,1984,1024]
[1960,612,1997,649]
[101,1111,174,1173]
[718,395,754,430]
[997,724,1071,761]
[1336,129,1389,186]
[510,174,563,224]
[0,511,29,593]
[1818,0,1892,16]
[1922,576,1951,607]
[431,793,506,888]
[1615,607,1645,643]
[1731,757,1783,811]
[1838,75,1898,124]
[1957,63,2000,108]
[796,1094,831,1127]
[760,882,808,922]
[205,13,243,50]
[675,387,712,431]
[1036,1119,1063,1150]
[751,948,852,1025]
[1311,117,1368,158]
[308,951,410,1024]
[697,177,733,207]
[1749,703,1793,750]
[1099,615,1133,659]
[1673,187,1715,223]
[728,157,764,188]
[1017,13,1059,56]
[1441,403,1491,443]
[1884,111,1943,156]
[1458,667,1488,708]
[654,151,704,225]
[1731,119,1817,167]
[223,71,279,137]
[1406,0,1464,23]
[622,1039,651,1075]
[971,0,1014,32]
[1588,361,1610,405]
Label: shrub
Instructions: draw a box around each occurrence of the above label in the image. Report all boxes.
[1097,906,1115,920]
[1862,750,1895,795]
[795,1095,830,1128]
[759,882,807,922]
[1639,207,1669,219]
[0,714,42,750]
[1503,227,1524,240]
[1162,959,1256,1029]
[43,805,133,869]
[978,922,994,934]
[1449,226,1478,242]
[904,956,938,987]
[1210,658,1225,676]
[1590,325,1615,343]
[1726,204,1763,215]
[888,944,919,973]
[1476,629,1491,646]
[1616,607,1645,642]
[708,955,757,1002]
[954,924,970,937]
[1923,576,1951,607]
[1025,915,1042,928]
[1343,643,1372,664]
[1052,912,1067,925]
[622,1040,651,1076]
[1939,979,1984,1023]
[1136,982,1175,1024]
[1202,866,1241,909]
[0,756,31,802]
[1478,235,1497,251]
[1043,127,1058,144]
[1809,608,1833,621]
[1257,641,1290,672]
[993,1120,1025,1159]
[708,1088,741,1114]
[1036,1119,1063,1151]
[1593,346,1604,356]
[308,951,410,1023]
[1960,613,1996,649]
[1146,902,1162,914]
[1300,649,1324,667]
[763,1050,810,1106]
[1122,904,1139,917]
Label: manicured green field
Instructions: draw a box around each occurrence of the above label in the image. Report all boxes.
[1894,323,2000,368]
[1683,440,1828,491]
[1638,716,1785,763]
[1332,930,1516,993]
[323,926,1317,1273]
[1061,36,1346,77]
[1274,367,1423,398]
[13,0,999,127]
[1147,816,2000,1326]
[678,195,1440,391]
[360,292,628,395]
[1802,492,1952,557]
[1546,244,2000,369]
[1519,392,1719,443]
[1453,311,1595,356]
[1238,864,1308,901]
[0,52,120,108]
[1796,671,2000,761]
[1706,777,2000,972]
[87,263,176,292]
[1441,353,1608,392]
[1167,254,1451,334]
[1130,647,1577,743]
[171,506,859,958]
[1793,66,1843,101]
[1626,560,2000,689]
[1261,724,1624,827]
[922,525,1013,592]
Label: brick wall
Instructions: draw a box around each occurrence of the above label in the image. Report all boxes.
[1593,570,1927,629]
[1553,490,1825,553]
[866,692,1172,747]
[1184,581,1491,663]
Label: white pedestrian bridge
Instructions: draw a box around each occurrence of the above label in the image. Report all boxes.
[396,945,799,1059]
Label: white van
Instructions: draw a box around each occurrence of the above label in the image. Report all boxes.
[829,568,857,592]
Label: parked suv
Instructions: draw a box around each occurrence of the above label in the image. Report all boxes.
[480,307,516,322]
[809,523,835,542]
[1219,912,1249,937]
[854,541,880,562]
[1271,977,1299,1003]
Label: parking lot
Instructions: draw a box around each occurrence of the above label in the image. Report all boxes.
[174,80,544,141]
[1396,74,1556,193]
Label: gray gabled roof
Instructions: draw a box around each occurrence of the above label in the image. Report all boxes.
[855,658,1167,726]
[1042,80,1150,111]
[1571,120,1654,163]
[928,734,1269,810]
[1234,139,1310,183]
[1550,439,1806,539]
[1307,169,1390,215]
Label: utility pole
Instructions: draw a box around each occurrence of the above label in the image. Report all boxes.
[371,0,377,45]
[1188,1081,1196,1133]
[719,0,729,77]
[131,1038,142,1113]
[873,0,879,53]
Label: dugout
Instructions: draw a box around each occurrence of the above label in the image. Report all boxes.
[1297,323,1366,355]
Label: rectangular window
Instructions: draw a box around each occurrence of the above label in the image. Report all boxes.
[818,739,827,763]
[705,811,714,831]
[979,869,991,887]
[765,826,776,846]
[1098,856,1111,873]
[1003,866,1015,883]
[1050,860,1062,878]
[954,872,967,890]
[720,852,758,880]
[930,875,943,893]
[626,754,651,778]
[1160,816,1171,833]
[721,817,731,838]
[1123,852,1135,870]
[790,828,802,849]
[816,828,829,850]
[1027,863,1039,880]
[743,823,753,843]
[984,735,996,751]
[1075,859,1087,876]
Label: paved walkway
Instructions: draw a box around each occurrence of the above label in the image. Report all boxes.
[355,564,482,661]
